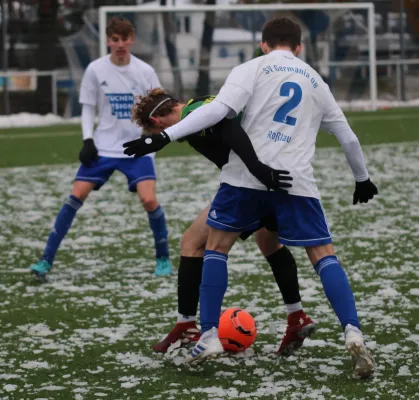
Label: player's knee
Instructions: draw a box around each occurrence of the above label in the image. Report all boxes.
[255,228,279,257]
[181,229,204,257]
[71,182,94,201]
[139,195,158,212]
[305,244,335,266]
[71,190,87,202]
[205,230,238,254]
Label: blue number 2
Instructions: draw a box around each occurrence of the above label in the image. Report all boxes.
[273,82,302,126]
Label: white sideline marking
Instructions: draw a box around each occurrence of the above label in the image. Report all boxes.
[0,130,80,140]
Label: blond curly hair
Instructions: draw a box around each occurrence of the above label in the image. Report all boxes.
[131,88,178,131]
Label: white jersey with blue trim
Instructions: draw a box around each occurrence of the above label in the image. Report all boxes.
[215,49,347,199]
[79,54,160,158]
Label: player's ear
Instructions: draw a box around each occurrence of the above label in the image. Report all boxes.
[260,41,269,54]
[149,116,160,126]
[149,116,164,131]
[295,43,303,57]
[127,34,135,45]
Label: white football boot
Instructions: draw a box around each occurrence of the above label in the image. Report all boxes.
[185,327,224,365]
[345,324,375,378]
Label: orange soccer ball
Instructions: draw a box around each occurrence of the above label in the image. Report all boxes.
[218,307,257,352]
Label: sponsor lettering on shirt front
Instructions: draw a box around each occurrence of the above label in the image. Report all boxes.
[106,93,134,119]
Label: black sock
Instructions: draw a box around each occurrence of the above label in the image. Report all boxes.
[266,246,301,305]
[178,256,204,317]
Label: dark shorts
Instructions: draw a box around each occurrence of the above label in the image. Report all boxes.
[75,155,156,193]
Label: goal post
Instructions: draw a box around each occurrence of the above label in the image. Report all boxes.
[99,2,377,111]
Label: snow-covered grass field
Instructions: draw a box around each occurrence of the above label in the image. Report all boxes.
[0,111,419,399]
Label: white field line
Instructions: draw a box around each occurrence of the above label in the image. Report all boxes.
[0,113,418,140]
[0,130,80,140]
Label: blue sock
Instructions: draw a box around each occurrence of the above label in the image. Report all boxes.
[147,205,169,258]
[314,255,360,330]
[200,250,228,334]
[42,195,83,265]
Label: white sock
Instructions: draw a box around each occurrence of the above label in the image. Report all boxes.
[177,313,196,323]
[286,302,303,315]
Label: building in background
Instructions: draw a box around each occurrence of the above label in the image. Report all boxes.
[1,0,419,116]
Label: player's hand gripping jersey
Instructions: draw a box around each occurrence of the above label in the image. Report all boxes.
[79,55,161,158]
[215,49,368,198]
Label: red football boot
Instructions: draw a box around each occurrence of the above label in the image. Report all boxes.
[277,310,316,357]
[153,321,201,353]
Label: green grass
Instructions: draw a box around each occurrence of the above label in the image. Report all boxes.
[0,126,194,168]
[0,109,418,399]
[0,108,419,168]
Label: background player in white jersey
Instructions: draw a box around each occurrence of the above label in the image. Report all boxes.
[29,17,172,280]
[123,18,378,377]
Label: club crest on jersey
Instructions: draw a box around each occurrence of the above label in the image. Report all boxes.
[266,130,291,143]
[105,93,134,119]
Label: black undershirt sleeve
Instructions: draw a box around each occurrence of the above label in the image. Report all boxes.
[219,117,260,169]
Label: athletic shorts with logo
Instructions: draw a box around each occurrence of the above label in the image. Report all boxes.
[208,183,332,247]
[75,155,156,193]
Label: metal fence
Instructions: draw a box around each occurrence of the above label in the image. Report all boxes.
[1,1,419,115]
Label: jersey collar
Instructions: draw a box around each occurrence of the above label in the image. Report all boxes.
[271,49,295,58]
[180,99,194,120]
[108,54,131,71]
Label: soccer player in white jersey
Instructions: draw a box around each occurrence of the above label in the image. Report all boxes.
[29,17,172,279]
[123,18,378,377]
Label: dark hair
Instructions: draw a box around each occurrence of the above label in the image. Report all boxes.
[131,88,179,131]
[262,17,302,51]
[106,16,135,39]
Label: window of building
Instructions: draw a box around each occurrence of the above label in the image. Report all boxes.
[219,47,228,58]
[185,16,190,33]
[189,49,196,65]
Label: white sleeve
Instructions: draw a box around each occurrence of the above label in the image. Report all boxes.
[320,85,369,182]
[214,62,257,116]
[81,104,96,140]
[164,100,231,142]
[79,65,98,106]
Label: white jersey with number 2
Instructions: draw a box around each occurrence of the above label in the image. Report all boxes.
[215,49,347,199]
[79,55,161,158]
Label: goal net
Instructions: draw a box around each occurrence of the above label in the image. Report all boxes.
[99,3,379,111]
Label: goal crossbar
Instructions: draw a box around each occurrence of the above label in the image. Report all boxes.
[99,2,377,110]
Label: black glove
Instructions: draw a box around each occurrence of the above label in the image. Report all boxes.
[123,131,171,157]
[248,161,293,192]
[353,178,378,204]
[79,138,98,167]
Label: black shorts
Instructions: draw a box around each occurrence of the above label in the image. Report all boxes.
[239,215,277,241]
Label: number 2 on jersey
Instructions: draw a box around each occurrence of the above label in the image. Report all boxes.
[273,82,302,126]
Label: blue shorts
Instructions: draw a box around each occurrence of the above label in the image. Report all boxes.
[207,183,332,247]
[75,156,156,193]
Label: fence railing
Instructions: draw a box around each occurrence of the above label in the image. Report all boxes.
[1,58,419,116]
[0,70,60,115]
